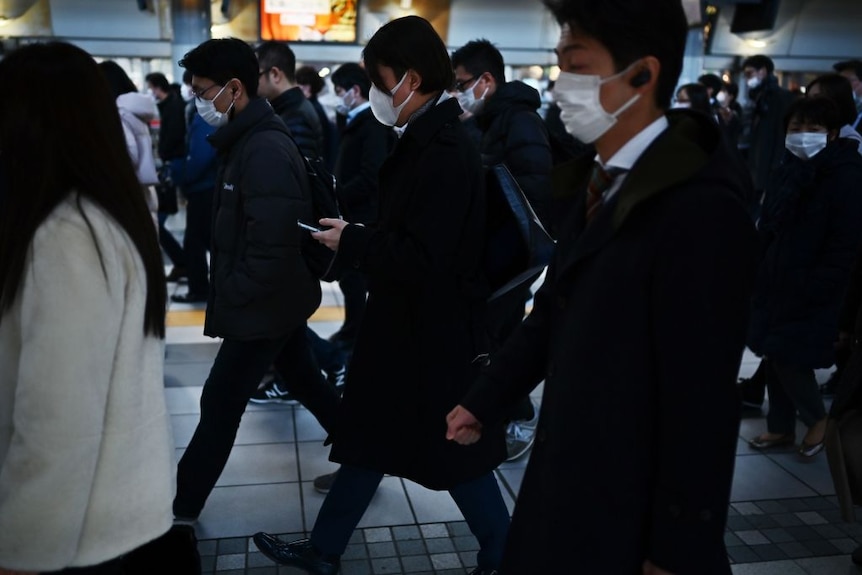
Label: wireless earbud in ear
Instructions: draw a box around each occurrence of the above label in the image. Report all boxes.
[630,69,651,88]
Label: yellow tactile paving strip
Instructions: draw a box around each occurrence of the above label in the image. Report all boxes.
[165,305,347,327]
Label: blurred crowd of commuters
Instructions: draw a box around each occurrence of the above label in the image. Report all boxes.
[5,0,862,574]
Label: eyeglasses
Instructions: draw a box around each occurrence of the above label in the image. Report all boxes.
[453,76,477,93]
[191,83,220,103]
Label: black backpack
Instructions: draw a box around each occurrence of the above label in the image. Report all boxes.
[294,149,342,281]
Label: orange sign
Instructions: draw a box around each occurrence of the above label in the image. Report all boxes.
[260,0,358,42]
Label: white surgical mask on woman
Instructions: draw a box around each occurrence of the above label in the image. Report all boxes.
[369,73,415,127]
[552,64,641,144]
[746,76,762,90]
[195,84,233,128]
[785,132,828,160]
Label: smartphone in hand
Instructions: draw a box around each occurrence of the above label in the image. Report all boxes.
[297,220,321,233]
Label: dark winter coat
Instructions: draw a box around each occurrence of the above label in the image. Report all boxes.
[476,81,552,228]
[462,110,758,575]
[329,96,505,489]
[748,140,862,369]
[333,106,395,224]
[746,76,797,192]
[203,98,320,340]
[174,111,217,196]
[270,87,323,160]
[156,91,188,161]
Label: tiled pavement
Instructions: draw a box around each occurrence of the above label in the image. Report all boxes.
[160,208,862,574]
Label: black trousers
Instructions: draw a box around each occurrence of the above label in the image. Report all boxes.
[174,324,340,518]
[183,190,213,296]
[158,211,186,268]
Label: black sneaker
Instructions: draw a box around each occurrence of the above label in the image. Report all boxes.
[313,470,339,494]
[249,380,298,405]
[325,365,346,394]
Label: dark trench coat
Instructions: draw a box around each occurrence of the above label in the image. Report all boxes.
[328,96,506,490]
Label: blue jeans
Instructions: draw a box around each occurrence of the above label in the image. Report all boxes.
[174,324,340,518]
[310,465,510,570]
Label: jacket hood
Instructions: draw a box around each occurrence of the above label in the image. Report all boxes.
[116,92,157,122]
[479,81,541,129]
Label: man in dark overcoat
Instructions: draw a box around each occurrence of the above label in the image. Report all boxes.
[447,1,759,574]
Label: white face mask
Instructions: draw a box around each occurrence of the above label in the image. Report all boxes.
[456,80,488,115]
[715,91,728,106]
[552,65,642,144]
[672,101,691,109]
[195,84,233,128]
[369,73,415,127]
[181,84,194,101]
[785,132,828,160]
[746,76,762,90]
[336,87,356,116]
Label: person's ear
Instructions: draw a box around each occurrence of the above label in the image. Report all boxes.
[407,70,422,92]
[630,57,660,92]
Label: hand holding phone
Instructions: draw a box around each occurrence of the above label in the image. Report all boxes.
[297,220,322,233]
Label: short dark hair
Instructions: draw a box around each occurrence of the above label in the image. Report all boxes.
[362,15,454,95]
[296,65,324,95]
[0,42,166,336]
[145,71,170,92]
[179,37,259,98]
[677,82,712,115]
[182,69,193,85]
[255,41,297,83]
[783,95,842,132]
[742,54,774,75]
[98,60,138,98]
[542,0,688,109]
[725,80,738,99]
[451,39,506,85]
[833,59,862,81]
[697,73,723,95]
[807,73,857,126]
[331,62,371,99]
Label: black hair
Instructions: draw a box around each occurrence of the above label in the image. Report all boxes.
[677,82,712,115]
[0,42,166,337]
[331,62,372,99]
[451,39,506,86]
[98,60,138,98]
[362,15,454,95]
[255,40,297,84]
[145,71,171,92]
[697,73,723,96]
[296,65,325,95]
[806,73,857,127]
[179,37,259,98]
[742,54,775,76]
[542,0,687,110]
[833,60,862,82]
[182,69,193,85]
[783,96,842,132]
[725,80,739,99]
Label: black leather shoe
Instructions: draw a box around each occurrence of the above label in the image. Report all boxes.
[252,533,340,575]
[170,292,207,304]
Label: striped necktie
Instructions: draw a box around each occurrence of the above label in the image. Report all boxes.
[585,163,624,224]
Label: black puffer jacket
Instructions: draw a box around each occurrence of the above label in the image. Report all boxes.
[476,81,552,228]
[270,87,324,160]
[203,98,320,340]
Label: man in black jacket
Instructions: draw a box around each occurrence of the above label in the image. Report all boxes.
[255,41,324,161]
[452,39,553,461]
[447,0,757,572]
[172,38,340,523]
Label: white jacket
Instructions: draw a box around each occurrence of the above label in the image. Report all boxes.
[0,194,174,572]
[117,92,160,186]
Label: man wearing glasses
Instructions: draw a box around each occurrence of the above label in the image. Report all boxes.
[451,39,553,463]
[171,37,340,524]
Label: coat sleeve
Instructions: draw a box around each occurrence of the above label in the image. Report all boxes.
[336,135,479,285]
[336,123,391,222]
[218,133,309,306]
[840,247,862,335]
[645,189,757,573]
[501,110,553,229]
[0,216,126,571]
